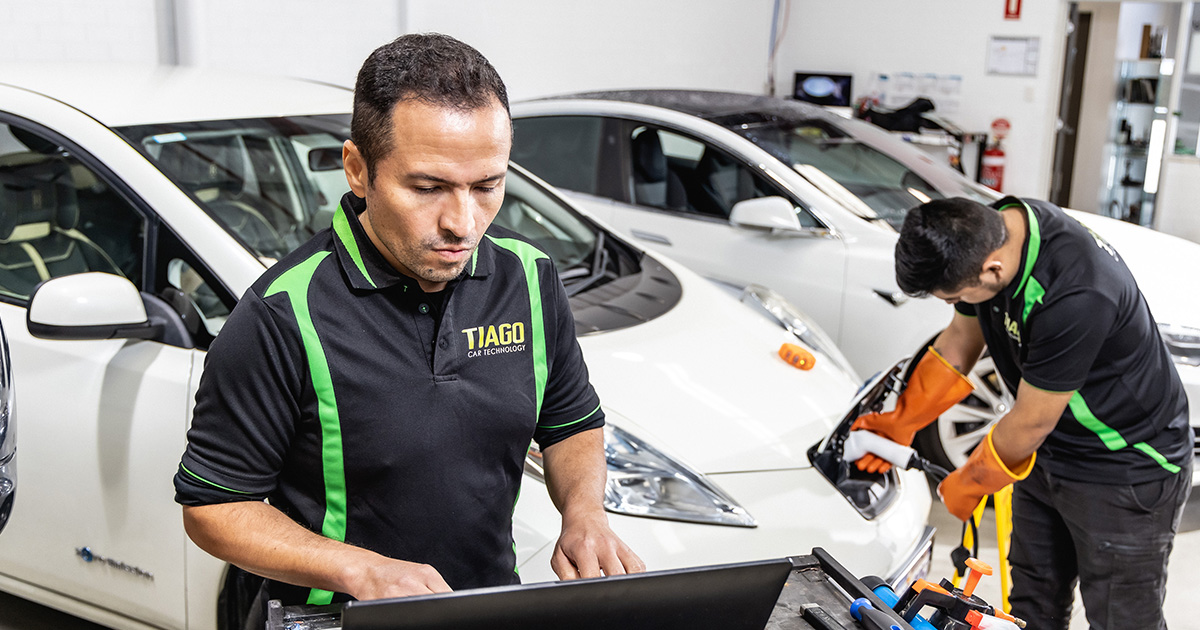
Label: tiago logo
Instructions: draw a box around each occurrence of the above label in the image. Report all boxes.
[1003,311,1021,344]
[462,322,526,358]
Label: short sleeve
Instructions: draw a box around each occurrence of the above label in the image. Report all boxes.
[1021,287,1117,393]
[174,292,305,506]
[533,260,604,449]
[955,301,977,317]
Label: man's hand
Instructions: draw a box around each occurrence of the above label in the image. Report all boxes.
[343,556,452,600]
[551,508,645,580]
[937,381,1068,520]
[541,428,645,580]
[851,344,973,473]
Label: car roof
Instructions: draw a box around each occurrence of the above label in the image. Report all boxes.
[536,89,837,125]
[0,63,353,127]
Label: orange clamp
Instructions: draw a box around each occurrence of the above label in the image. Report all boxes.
[912,579,951,596]
[962,558,993,598]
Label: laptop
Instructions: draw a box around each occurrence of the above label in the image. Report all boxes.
[341,558,793,630]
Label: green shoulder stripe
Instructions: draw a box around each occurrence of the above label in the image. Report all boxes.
[265,251,347,605]
[485,235,549,419]
[332,205,377,289]
[180,464,254,495]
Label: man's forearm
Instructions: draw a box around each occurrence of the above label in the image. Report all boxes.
[182,501,450,600]
[932,312,987,376]
[989,380,1073,468]
[541,428,607,519]
[541,427,644,578]
[184,501,372,593]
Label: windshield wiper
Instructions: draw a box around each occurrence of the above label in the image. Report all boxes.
[562,231,610,297]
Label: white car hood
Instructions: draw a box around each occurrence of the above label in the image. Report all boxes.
[1068,211,1200,328]
[575,256,858,475]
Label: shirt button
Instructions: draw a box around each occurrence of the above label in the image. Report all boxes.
[439,338,449,349]
[418,303,430,314]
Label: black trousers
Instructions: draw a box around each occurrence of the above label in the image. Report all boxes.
[1008,457,1191,630]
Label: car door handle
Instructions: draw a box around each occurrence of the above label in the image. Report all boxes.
[631,229,672,246]
[873,289,909,307]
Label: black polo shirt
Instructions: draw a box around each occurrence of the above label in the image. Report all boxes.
[175,192,604,605]
[954,197,1189,484]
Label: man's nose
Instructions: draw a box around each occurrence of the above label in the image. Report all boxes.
[440,190,476,238]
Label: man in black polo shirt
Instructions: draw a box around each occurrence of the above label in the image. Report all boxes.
[174,33,642,609]
[867,196,1191,629]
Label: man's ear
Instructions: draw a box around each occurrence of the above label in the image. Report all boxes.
[343,140,368,197]
[981,257,1005,286]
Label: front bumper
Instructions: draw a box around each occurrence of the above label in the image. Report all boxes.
[513,466,933,587]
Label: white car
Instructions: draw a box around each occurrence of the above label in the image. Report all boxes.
[511,90,1200,470]
[0,65,933,630]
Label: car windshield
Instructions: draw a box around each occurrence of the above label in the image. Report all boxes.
[729,119,981,229]
[116,116,598,273]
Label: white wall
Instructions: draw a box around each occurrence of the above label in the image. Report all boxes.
[0,0,160,63]
[171,0,403,87]
[772,0,1070,199]
[404,0,776,100]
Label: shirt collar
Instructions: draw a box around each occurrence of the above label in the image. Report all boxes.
[992,195,1041,299]
[331,192,493,292]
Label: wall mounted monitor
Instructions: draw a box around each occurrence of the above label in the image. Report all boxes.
[793,72,854,107]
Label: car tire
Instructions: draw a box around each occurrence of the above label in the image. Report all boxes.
[909,336,1014,470]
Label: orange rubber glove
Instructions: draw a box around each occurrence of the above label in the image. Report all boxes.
[937,425,1035,521]
[851,347,973,473]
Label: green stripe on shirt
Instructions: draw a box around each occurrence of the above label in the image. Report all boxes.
[265,251,348,605]
[485,235,549,419]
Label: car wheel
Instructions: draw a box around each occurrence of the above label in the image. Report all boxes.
[910,339,1014,470]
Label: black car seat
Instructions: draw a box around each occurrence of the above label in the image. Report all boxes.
[687,148,746,218]
[0,131,124,298]
[630,130,686,210]
[155,139,284,257]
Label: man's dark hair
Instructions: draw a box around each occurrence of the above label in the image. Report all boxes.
[351,32,510,183]
[895,197,1008,297]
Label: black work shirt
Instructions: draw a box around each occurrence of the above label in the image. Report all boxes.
[174,192,604,604]
[954,197,1189,484]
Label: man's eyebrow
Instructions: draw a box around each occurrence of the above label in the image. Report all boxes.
[407,172,506,186]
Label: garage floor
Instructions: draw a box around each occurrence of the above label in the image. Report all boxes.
[3,493,1200,630]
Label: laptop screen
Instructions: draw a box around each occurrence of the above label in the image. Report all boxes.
[341,558,793,630]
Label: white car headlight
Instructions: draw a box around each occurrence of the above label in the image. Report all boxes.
[740,285,859,381]
[524,425,757,528]
[1159,324,1200,367]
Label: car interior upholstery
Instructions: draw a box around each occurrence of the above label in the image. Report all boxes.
[630,129,687,211]
[0,126,126,299]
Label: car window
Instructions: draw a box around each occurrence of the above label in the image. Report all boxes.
[493,168,597,271]
[511,116,604,196]
[0,120,145,302]
[732,120,944,229]
[626,125,819,227]
[118,115,352,263]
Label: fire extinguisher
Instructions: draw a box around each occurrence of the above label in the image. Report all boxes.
[980,141,1005,192]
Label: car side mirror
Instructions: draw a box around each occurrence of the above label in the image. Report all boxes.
[27,272,161,341]
[729,196,802,232]
[308,147,344,172]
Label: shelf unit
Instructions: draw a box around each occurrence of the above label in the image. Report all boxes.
[1103,59,1173,226]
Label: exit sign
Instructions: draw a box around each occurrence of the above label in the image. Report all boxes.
[1005,0,1022,20]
